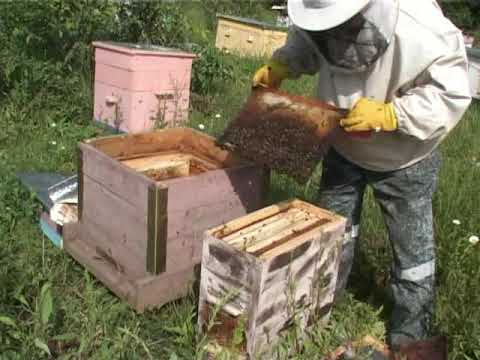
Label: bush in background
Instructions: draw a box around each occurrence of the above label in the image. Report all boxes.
[0,0,275,106]
[441,0,480,39]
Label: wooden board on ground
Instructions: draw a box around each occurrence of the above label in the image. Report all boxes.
[198,199,347,358]
[66,127,268,312]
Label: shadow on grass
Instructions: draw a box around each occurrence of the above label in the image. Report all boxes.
[346,240,393,322]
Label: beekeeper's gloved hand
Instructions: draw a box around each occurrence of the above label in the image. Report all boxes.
[252,60,290,89]
[341,97,398,132]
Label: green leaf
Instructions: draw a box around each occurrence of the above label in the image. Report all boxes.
[15,294,30,308]
[168,353,179,360]
[39,283,53,325]
[34,338,51,356]
[0,315,17,328]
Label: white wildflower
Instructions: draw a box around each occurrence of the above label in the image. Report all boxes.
[469,235,479,245]
[51,123,57,128]
[198,124,205,130]
[452,219,461,225]
[61,145,66,150]
[215,113,221,119]
[50,141,57,145]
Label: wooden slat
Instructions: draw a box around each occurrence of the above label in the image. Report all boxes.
[64,223,195,313]
[225,208,306,249]
[179,127,244,167]
[289,199,340,222]
[86,128,243,168]
[80,142,155,216]
[245,218,322,255]
[163,164,266,213]
[258,227,325,260]
[211,199,295,238]
[82,174,194,275]
[197,199,347,357]
[120,152,224,181]
[200,235,258,317]
[121,153,192,173]
[167,195,248,264]
[147,184,168,275]
[64,224,139,303]
[77,147,84,221]
[82,174,148,256]
[252,240,324,353]
[85,128,187,158]
[80,216,147,280]
[134,266,195,313]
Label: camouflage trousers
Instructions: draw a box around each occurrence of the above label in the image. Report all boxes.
[317,149,441,348]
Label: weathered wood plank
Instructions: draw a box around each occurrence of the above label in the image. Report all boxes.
[84,174,197,275]
[85,128,187,158]
[180,127,244,167]
[82,175,148,262]
[290,199,342,222]
[81,143,154,216]
[211,200,293,239]
[260,219,345,260]
[168,196,248,264]
[121,153,192,174]
[163,164,266,213]
[64,222,196,313]
[198,199,347,358]
[64,223,140,303]
[134,266,195,313]
[201,235,258,317]
[75,129,267,312]
[245,217,322,255]
[87,128,244,168]
[80,216,147,280]
[227,209,310,251]
[146,183,168,275]
[77,147,84,221]
[224,208,304,245]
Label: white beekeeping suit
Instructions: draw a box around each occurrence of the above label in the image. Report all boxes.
[273,0,471,171]
[251,0,472,352]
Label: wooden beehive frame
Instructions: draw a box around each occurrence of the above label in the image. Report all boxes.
[120,151,221,181]
[199,199,347,357]
[214,200,331,258]
[219,89,346,183]
[65,128,267,312]
[76,128,248,275]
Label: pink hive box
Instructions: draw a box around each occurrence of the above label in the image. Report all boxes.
[93,41,196,133]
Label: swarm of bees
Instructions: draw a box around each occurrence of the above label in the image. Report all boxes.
[219,89,345,183]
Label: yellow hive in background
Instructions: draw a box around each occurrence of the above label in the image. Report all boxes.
[215,14,288,58]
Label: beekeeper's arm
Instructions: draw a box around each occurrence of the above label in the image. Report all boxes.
[342,36,472,138]
[253,26,320,88]
[393,39,472,140]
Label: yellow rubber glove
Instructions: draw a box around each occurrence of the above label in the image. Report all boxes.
[340,97,398,132]
[252,60,290,89]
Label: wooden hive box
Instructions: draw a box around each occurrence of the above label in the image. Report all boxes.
[64,128,267,312]
[198,199,346,358]
[93,41,196,133]
[215,14,287,57]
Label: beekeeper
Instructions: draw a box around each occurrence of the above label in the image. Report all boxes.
[253,0,471,350]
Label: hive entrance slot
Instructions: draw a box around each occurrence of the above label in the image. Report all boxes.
[219,206,331,258]
[120,151,220,181]
[201,302,247,352]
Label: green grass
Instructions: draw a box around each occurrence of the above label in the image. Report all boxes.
[0,53,479,359]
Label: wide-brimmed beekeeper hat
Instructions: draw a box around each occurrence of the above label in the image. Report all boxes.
[288,0,371,31]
